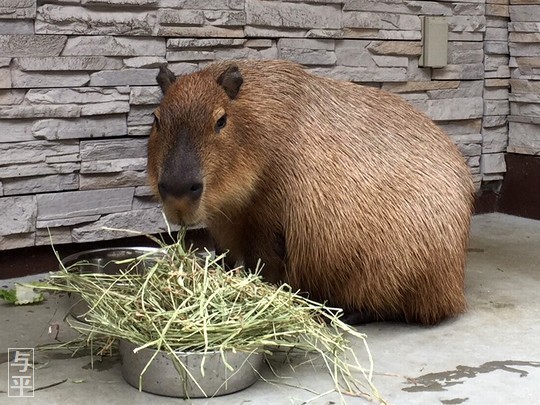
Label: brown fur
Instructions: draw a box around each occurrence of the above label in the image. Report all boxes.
[147,60,475,326]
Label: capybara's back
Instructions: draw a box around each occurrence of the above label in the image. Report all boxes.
[148,60,475,326]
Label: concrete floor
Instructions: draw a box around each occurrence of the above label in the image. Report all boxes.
[1,213,539,404]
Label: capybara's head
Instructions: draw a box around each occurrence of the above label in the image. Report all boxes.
[148,63,259,227]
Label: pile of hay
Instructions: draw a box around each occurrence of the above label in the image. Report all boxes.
[40,232,382,402]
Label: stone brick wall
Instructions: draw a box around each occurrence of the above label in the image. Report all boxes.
[0,0,514,251]
[481,0,509,182]
[508,1,540,155]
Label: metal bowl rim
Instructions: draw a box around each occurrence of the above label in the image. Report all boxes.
[119,339,263,357]
[61,246,162,267]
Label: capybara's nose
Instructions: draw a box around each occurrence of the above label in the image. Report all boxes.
[158,180,203,200]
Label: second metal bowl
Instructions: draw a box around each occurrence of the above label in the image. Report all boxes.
[60,247,161,321]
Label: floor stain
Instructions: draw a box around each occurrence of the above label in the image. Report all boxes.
[403,360,540,393]
[489,301,515,309]
[32,378,68,392]
[82,356,119,372]
[46,351,89,360]
[441,398,469,404]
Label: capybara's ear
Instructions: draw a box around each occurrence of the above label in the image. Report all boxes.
[217,65,243,100]
[157,65,176,94]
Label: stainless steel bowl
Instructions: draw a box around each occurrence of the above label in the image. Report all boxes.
[60,247,161,321]
[61,247,161,275]
[119,340,264,398]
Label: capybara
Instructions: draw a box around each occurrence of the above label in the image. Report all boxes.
[147,59,475,326]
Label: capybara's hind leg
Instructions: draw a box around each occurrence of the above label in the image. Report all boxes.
[402,286,467,326]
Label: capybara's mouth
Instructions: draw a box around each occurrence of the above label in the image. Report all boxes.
[161,203,205,228]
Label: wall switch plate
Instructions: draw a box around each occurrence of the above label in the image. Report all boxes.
[419,16,448,68]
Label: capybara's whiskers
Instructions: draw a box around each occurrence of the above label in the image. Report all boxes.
[209,203,233,225]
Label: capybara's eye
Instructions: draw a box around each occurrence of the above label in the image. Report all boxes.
[215,114,227,133]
